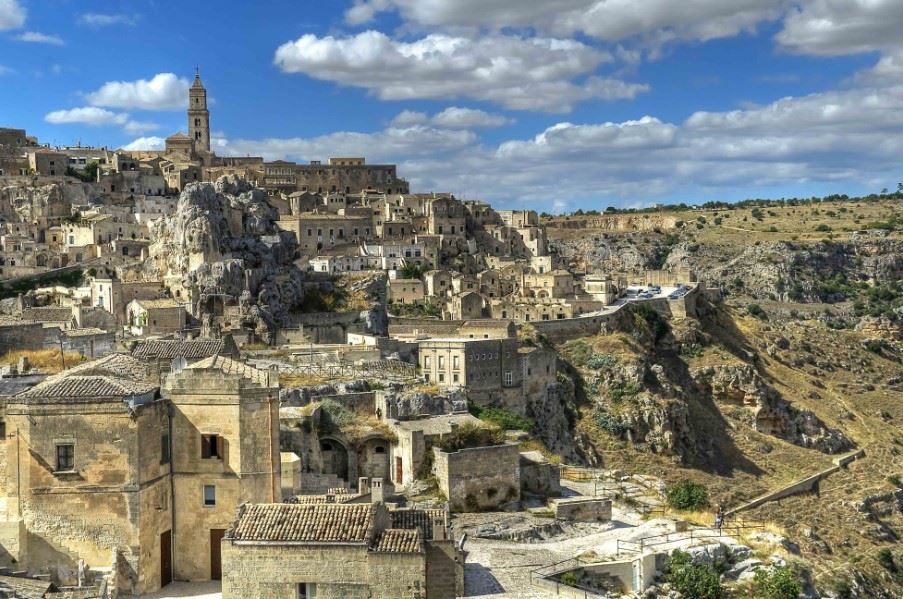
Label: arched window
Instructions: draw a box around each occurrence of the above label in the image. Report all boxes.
[374,446,386,454]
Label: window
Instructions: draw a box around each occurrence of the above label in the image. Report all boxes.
[453,355,459,369]
[424,356,431,368]
[504,371,513,386]
[203,485,216,506]
[453,374,459,383]
[438,373,445,383]
[201,434,223,460]
[161,434,170,464]
[298,583,317,599]
[56,444,75,472]
[438,356,445,368]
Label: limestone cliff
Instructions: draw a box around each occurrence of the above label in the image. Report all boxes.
[146,176,305,339]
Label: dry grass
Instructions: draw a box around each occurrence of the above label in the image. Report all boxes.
[0,348,87,374]
[280,373,353,388]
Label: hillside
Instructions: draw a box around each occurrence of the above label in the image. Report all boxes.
[546,198,903,597]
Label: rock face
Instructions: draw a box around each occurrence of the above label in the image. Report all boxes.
[527,378,580,462]
[692,364,852,454]
[379,387,467,420]
[146,177,305,340]
[0,183,78,222]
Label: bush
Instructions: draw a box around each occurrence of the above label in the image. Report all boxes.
[559,571,579,586]
[593,409,628,435]
[667,550,724,599]
[754,566,802,599]
[586,353,617,369]
[666,480,710,511]
[747,303,767,320]
[634,303,669,341]
[815,223,832,232]
[437,422,504,452]
[877,548,896,572]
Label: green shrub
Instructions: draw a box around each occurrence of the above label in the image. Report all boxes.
[667,550,724,599]
[832,580,852,599]
[593,409,628,435]
[634,303,669,341]
[747,303,767,320]
[318,399,356,428]
[608,381,640,404]
[468,401,533,432]
[586,353,617,369]
[754,566,802,599]
[815,223,832,232]
[437,422,504,452]
[559,571,579,586]
[666,480,710,511]
[877,548,896,572]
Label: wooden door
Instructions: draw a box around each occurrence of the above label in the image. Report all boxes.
[210,529,225,580]
[395,456,403,484]
[160,530,172,586]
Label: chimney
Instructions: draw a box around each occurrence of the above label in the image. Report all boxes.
[358,477,370,494]
[371,478,384,504]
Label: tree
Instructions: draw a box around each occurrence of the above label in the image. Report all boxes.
[754,566,802,599]
[667,550,724,599]
[666,480,709,511]
[400,262,426,280]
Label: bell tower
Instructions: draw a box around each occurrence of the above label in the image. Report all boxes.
[188,68,210,154]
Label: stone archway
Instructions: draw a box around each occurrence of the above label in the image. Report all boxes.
[356,437,390,480]
[319,437,350,481]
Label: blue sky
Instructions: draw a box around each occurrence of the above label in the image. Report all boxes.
[1,0,902,211]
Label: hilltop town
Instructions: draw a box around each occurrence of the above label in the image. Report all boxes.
[0,73,901,599]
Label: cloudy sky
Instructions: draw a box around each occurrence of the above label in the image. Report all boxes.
[1,0,902,211]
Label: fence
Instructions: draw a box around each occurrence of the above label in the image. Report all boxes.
[614,520,765,557]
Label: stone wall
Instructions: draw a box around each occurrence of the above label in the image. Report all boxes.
[0,322,43,354]
[220,542,428,599]
[432,443,520,511]
[552,497,612,522]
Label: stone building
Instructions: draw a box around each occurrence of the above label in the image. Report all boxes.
[126,298,186,335]
[262,157,409,196]
[388,279,425,305]
[0,353,281,594]
[165,356,281,582]
[221,500,461,598]
[432,442,521,511]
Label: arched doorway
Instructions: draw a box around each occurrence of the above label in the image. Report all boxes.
[319,437,349,481]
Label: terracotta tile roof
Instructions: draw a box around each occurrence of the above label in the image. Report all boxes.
[372,528,422,553]
[230,503,374,543]
[131,339,225,360]
[63,327,110,337]
[21,307,72,323]
[287,493,360,505]
[16,375,156,402]
[390,508,446,539]
[59,353,149,380]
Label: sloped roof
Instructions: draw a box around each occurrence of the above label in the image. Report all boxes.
[16,375,156,402]
[372,528,422,553]
[60,352,149,380]
[21,307,72,323]
[132,298,182,309]
[230,503,374,543]
[131,339,226,360]
[166,132,190,141]
[184,355,272,387]
[389,508,445,539]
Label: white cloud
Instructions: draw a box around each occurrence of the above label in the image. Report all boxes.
[15,31,64,45]
[45,106,159,135]
[776,0,903,56]
[345,0,784,43]
[0,64,13,75]
[45,107,129,126]
[78,13,138,27]
[274,30,646,112]
[85,73,189,111]
[390,106,511,128]
[432,107,511,128]
[123,120,160,134]
[122,136,166,151]
[0,0,24,31]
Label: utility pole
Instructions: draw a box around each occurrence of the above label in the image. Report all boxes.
[58,338,67,370]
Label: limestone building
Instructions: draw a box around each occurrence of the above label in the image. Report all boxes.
[221,501,461,598]
[0,353,281,594]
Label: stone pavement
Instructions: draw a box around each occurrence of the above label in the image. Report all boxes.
[132,581,222,599]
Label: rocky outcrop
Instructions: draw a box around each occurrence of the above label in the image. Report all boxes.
[379,387,467,420]
[0,183,79,222]
[146,177,305,340]
[692,364,852,454]
[856,316,903,341]
[527,379,579,462]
